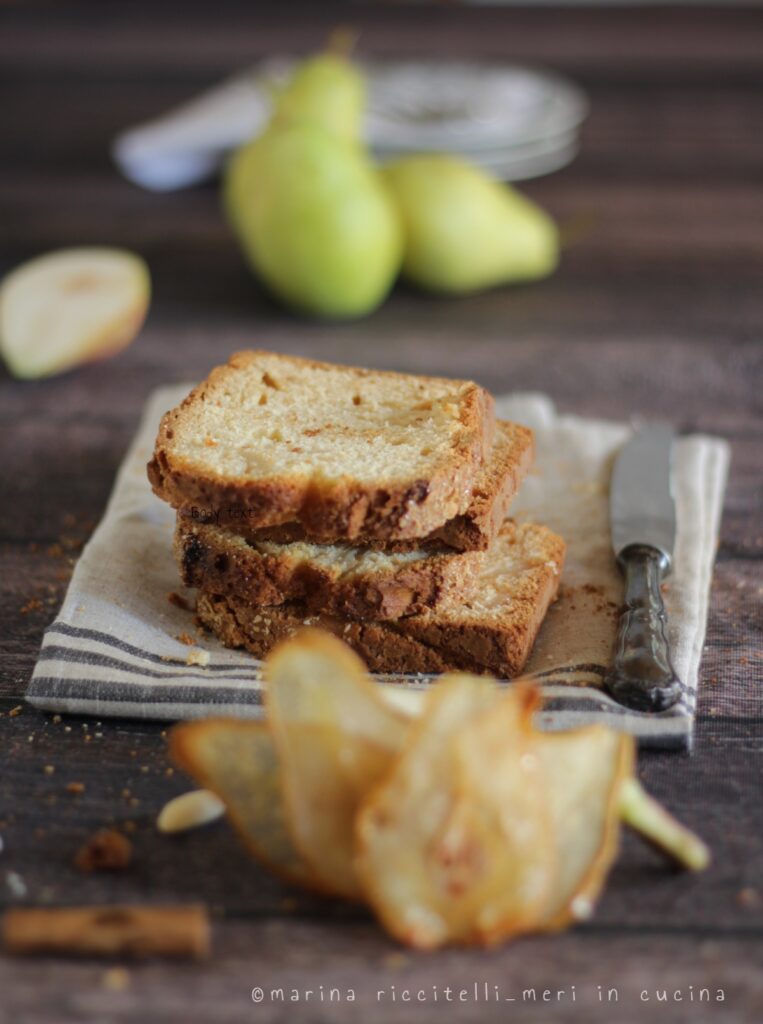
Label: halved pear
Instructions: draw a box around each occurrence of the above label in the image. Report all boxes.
[264,630,411,899]
[170,719,318,891]
[0,247,150,379]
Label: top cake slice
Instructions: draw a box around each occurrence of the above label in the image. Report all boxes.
[148,350,495,542]
[227,419,534,552]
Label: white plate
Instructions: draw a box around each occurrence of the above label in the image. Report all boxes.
[470,139,580,181]
[364,61,588,152]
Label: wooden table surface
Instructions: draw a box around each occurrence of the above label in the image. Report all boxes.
[1,4,762,1022]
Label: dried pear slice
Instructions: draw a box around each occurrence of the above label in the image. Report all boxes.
[355,676,552,948]
[450,684,557,945]
[276,721,401,900]
[530,724,635,930]
[264,630,410,748]
[170,719,317,891]
[264,630,411,899]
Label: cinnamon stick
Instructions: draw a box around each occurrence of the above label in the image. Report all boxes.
[2,905,210,960]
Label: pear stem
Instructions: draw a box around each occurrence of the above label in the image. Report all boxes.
[618,778,711,872]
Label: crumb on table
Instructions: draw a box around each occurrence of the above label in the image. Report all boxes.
[74,829,133,873]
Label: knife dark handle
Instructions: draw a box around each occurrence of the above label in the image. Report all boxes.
[605,544,683,712]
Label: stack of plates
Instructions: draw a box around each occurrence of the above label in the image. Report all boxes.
[367,61,586,180]
[113,60,587,192]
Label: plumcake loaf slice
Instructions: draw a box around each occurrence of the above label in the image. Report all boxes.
[148,350,495,543]
[175,518,483,621]
[224,419,534,552]
[428,419,533,551]
[195,521,565,678]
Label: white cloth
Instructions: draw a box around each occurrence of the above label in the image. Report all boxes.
[26,386,729,750]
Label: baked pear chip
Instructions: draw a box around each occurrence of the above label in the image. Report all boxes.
[168,630,709,949]
[264,630,412,899]
[530,724,634,930]
[451,684,558,944]
[170,719,317,890]
[355,676,554,948]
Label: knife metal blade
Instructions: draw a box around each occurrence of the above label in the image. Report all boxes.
[605,425,683,713]
[610,424,676,568]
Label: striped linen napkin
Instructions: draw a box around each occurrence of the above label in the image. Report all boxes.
[26,385,729,750]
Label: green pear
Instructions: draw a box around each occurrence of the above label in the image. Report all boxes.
[381,154,559,294]
[224,124,402,318]
[272,53,365,145]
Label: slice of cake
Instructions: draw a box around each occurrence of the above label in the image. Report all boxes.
[195,522,566,679]
[175,517,483,621]
[149,350,495,543]
[232,419,534,553]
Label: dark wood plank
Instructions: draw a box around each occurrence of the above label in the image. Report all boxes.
[2,3,762,76]
[1,925,757,1024]
[1,926,760,1024]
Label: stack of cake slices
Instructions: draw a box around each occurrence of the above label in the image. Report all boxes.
[148,350,566,677]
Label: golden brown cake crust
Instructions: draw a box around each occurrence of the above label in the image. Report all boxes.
[148,350,495,543]
[416,420,534,551]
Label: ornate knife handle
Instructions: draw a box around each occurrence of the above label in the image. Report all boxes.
[604,544,683,712]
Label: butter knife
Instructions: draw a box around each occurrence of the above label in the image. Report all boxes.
[605,425,683,712]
